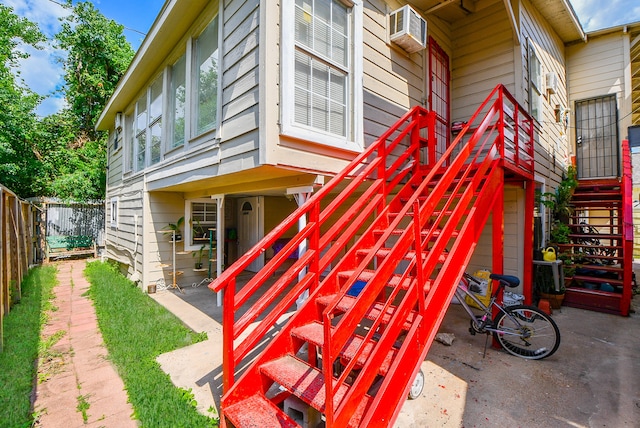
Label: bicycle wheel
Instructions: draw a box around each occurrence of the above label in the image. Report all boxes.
[492,305,560,360]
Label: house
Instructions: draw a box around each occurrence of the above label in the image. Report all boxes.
[96,0,634,426]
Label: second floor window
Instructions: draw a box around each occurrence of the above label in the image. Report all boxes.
[195,17,219,135]
[282,0,362,152]
[171,54,186,149]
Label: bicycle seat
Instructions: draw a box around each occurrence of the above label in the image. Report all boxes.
[489,273,520,288]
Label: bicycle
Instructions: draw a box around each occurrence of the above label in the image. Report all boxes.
[454,272,561,360]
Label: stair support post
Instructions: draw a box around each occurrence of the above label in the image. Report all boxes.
[222,277,236,393]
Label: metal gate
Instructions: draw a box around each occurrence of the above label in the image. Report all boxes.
[575,94,619,179]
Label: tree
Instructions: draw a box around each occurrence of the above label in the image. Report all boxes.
[33,1,135,201]
[0,5,45,197]
[56,1,134,140]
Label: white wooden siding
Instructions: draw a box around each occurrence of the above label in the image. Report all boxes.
[450,1,515,121]
[516,0,569,193]
[567,32,630,146]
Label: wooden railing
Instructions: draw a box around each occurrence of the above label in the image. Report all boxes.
[0,185,38,351]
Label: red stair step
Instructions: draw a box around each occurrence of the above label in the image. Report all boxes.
[291,322,398,376]
[223,394,298,428]
[315,293,419,330]
[337,269,417,290]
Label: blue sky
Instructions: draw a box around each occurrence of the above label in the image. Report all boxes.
[3,0,640,117]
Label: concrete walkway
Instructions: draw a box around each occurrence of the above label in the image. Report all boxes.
[33,259,136,428]
[31,258,640,427]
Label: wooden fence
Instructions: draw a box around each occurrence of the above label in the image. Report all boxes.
[0,185,37,352]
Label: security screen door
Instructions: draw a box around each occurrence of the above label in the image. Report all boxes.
[575,95,619,179]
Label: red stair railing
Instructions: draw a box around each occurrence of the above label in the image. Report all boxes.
[210,106,436,392]
[209,84,534,425]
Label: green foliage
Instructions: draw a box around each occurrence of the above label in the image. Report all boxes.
[0,2,132,201]
[0,5,45,197]
[0,266,58,427]
[84,261,217,427]
[538,165,578,222]
[55,1,134,140]
[549,222,570,244]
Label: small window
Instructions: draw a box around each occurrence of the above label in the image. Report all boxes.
[185,199,218,250]
[110,197,118,228]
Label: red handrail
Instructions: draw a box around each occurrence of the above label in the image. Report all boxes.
[210,84,535,423]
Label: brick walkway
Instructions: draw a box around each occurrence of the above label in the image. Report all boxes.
[33,259,137,427]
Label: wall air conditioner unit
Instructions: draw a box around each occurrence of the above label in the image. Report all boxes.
[389,5,427,54]
[546,72,559,94]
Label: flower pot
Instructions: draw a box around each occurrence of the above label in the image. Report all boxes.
[147,284,156,294]
[539,292,564,309]
[195,263,203,270]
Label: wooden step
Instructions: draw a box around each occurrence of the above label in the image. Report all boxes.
[291,322,398,376]
[337,269,419,291]
[571,264,624,274]
[569,233,622,240]
[355,247,447,264]
[316,293,420,330]
[260,355,371,417]
[569,275,623,287]
[223,394,298,428]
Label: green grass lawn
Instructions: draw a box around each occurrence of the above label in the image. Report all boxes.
[0,265,58,428]
[84,261,217,427]
[0,261,216,427]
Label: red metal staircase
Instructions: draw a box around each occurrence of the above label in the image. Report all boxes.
[560,140,634,316]
[209,85,535,427]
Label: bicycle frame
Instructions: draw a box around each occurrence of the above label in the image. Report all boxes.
[454,276,523,337]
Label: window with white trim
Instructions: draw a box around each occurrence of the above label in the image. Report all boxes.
[195,17,219,136]
[135,94,147,171]
[149,76,163,165]
[282,0,362,151]
[528,41,543,122]
[170,54,186,149]
[185,199,218,250]
[124,112,134,173]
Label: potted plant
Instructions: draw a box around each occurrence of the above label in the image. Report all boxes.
[535,263,566,309]
[193,244,206,269]
[163,216,184,242]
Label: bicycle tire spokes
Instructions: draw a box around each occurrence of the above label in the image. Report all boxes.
[493,305,561,360]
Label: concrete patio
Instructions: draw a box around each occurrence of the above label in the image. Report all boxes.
[151,270,640,427]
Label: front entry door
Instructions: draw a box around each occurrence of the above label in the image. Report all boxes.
[575,95,619,179]
[237,196,264,272]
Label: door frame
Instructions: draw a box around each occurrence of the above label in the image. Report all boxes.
[237,196,264,272]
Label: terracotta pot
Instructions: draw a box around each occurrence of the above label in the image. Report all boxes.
[539,292,564,309]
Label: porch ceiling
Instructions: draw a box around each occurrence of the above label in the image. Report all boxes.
[410,0,585,43]
[410,0,478,22]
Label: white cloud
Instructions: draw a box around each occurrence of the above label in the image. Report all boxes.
[4,0,70,116]
[572,0,640,31]
[3,0,68,37]
[37,95,67,117]
[15,44,65,94]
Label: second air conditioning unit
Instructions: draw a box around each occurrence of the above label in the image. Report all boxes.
[389,5,427,53]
